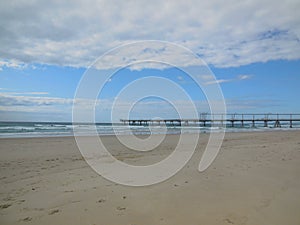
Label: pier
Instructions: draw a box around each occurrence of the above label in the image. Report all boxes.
[121,113,300,128]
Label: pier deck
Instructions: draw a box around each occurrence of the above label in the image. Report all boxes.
[121,114,300,128]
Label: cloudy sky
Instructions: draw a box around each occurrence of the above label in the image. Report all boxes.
[0,0,300,122]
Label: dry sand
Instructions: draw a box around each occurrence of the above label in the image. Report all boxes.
[0,131,300,225]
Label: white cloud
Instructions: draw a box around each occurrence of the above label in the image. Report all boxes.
[0,0,299,70]
[205,79,232,85]
[0,60,27,70]
[0,93,73,106]
[92,41,206,70]
[238,74,252,80]
[204,74,253,85]
[25,92,49,95]
[0,92,282,122]
[0,91,50,96]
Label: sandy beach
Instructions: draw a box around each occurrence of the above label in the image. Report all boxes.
[0,131,300,225]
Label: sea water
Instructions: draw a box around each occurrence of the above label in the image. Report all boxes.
[0,121,299,138]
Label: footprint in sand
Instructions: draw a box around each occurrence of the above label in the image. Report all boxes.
[116,206,126,211]
[48,209,60,215]
[21,217,32,222]
[224,218,234,224]
[17,200,26,205]
[0,203,12,209]
[224,214,248,225]
[97,199,106,203]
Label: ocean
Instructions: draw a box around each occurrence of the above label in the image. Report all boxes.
[0,121,299,138]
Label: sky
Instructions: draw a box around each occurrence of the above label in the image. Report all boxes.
[0,0,300,122]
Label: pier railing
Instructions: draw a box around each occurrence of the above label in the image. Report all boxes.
[120,113,300,128]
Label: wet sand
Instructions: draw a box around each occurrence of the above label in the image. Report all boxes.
[0,131,300,225]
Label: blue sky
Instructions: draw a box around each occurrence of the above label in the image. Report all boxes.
[0,0,300,122]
